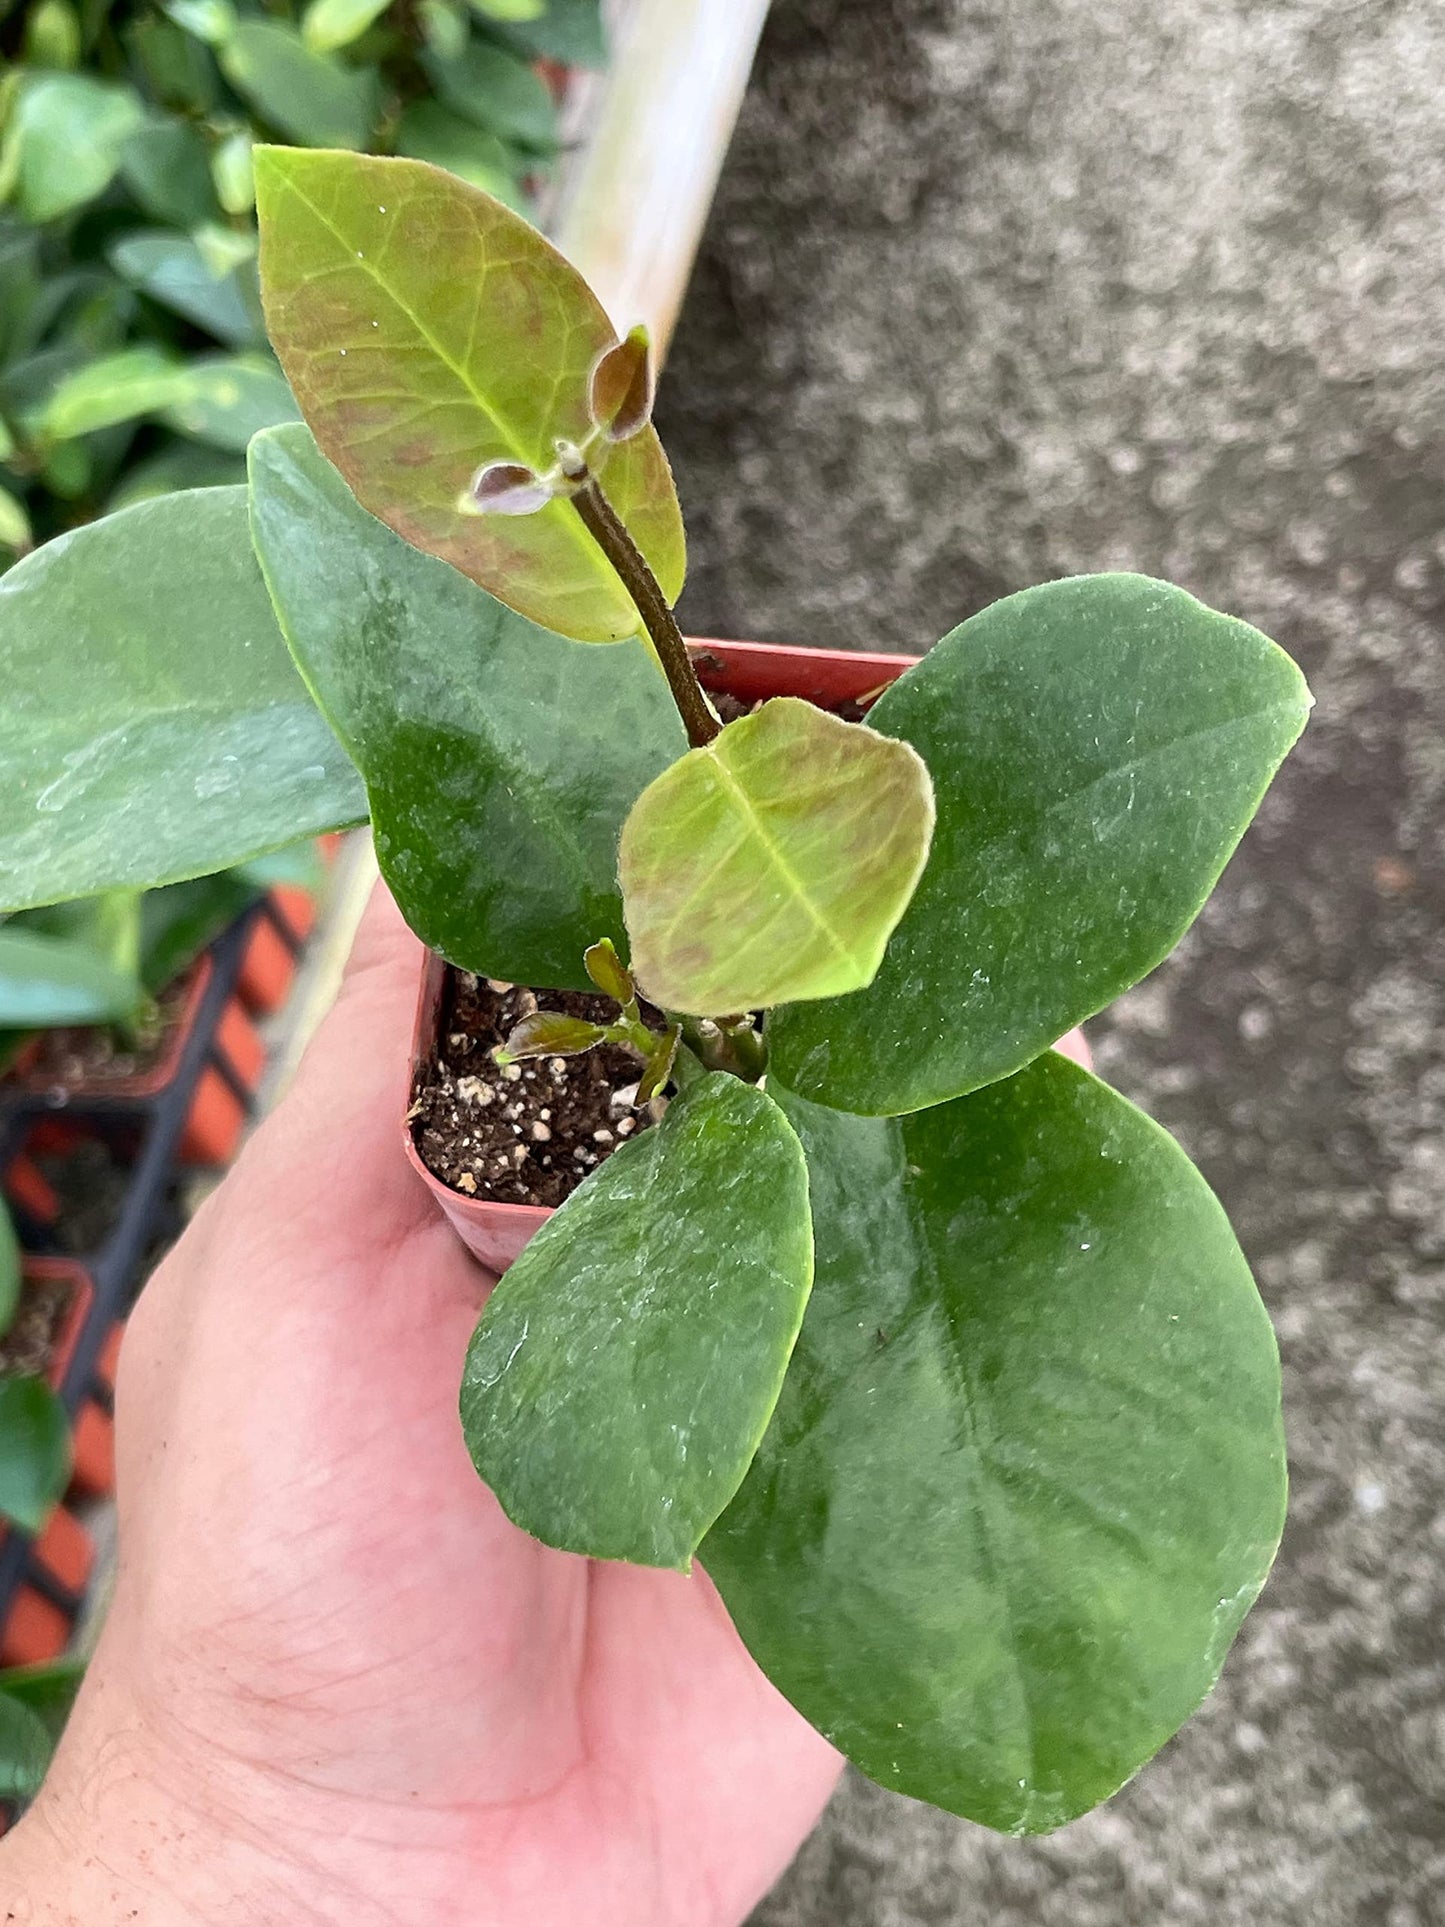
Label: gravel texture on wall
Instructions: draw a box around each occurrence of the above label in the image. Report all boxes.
[656,3,1445,1922]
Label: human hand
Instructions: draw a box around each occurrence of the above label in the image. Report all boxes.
[0,887,844,1926]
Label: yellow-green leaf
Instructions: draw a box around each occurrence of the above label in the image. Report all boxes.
[620,697,935,1015]
[254,146,686,643]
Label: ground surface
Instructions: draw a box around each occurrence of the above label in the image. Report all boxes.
[657,3,1445,1921]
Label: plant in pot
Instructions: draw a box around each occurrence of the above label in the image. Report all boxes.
[0,844,323,1080]
[0,146,1312,1835]
[0,1199,85,1810]
[0,0,602,565]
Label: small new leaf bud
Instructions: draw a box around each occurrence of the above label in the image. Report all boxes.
[587,323,654,442]
[584,937,635,1005]
[464,459,553,517]
[636,1023,682,1104]
[494,1012,607,1065]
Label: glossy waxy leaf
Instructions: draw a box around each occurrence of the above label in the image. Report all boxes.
[249,423,685,984]
[254,147,686,643]
[0,1655,83,1801]
[0,1693,54,1803]
[393,101,523,207]
[5,74,144,221]
[118,116,219,227]
[479,0,605,66]
[219,22,380,149]
[0,924,142,1027]
[0,488,30,556]
[158,353,297,449]
[620,698,935,1015]
[109,231,260,347]
[461,1074,813,1569]
[26,346,188,444]
[0,487,366,912]
[302,0,392,53]
[107,441,247,508]
[768,575,1312,1115]
[422,39,558,150]
[704,1055,1287,1833]
[0,1658,83,1747]
[0,1377,71,1534]
[469,0,546,22]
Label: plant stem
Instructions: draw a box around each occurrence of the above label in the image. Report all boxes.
[564,458,720,749]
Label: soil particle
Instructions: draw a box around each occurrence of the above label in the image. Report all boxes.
[409,971,662,1207]
[0,1274,73,1379]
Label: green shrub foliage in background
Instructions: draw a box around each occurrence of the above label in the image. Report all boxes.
[0,148,1312,1836]
[0,0,603,560]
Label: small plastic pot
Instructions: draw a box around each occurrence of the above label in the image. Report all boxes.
[4,960,212,1104]
[403,637,920,1274]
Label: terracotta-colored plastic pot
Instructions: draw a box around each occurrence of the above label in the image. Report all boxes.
[5,959,211,1103]
[404,638,920,1274]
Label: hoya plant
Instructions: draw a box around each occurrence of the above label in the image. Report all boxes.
[0,0,600,561]
[0,846,322,1072]
[0,1194,74,1809]
[0,1202,70,1544]
[0,146,1311,1835]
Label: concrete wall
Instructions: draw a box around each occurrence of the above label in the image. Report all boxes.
[657,3,1445,1921]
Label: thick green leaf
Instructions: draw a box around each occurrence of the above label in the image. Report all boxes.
[469,0,545,22]
[118,116,220,228]
[302,0,392,54]
[28,346,191,443]
[0,1657,84,1745]
[107,441,247,508]
[620,697,934,1015]
[138,866,269,993]
[126,14,222,115]
[109,232,260,347]
[254,146,686,643]
[0,1693,55,1803]
[0,487,366,911]
[24,0,81,71]
[768,576,1312,1115]
[220,23,380,149]
[0,925,142,1027]
[704,1054,1287,1833]
[158,353,297,449]
[478,0,605,66]
[461,1074,813,1569]
[6,73,144,221]
[249,422,684,985]
[0,1205,18,1338]
[212,129,256,215]
[393,101,523,206]
[0,486,30,556]
[0,1376,71,1534]
[422,39,559,150]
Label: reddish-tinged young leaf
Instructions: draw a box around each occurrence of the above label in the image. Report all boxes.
[588,323,653,442]
[583,936,634,1004]
[254,147,686,643]
[467,459,554,516]
[637,1023,681,1103]
[495,1012,607,1063]
[620,698,935,1016]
